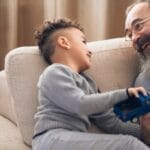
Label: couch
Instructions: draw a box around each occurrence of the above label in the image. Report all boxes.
[0,37,140,149]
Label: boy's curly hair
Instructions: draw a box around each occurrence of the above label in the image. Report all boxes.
[34,18,84,65]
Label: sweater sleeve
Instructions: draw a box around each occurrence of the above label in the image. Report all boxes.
[90,108,141,139]
[39,65,129,116]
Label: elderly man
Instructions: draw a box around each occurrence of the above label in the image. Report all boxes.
[125,0,150,146]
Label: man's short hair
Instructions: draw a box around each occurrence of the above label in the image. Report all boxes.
[126,0,150,16]
[35,18,84,65]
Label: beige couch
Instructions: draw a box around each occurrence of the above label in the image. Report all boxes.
[0,37,140,149]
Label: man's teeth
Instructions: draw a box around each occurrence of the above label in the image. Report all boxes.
[142,42,150,50]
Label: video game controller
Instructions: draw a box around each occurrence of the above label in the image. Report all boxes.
[113,94,150,122]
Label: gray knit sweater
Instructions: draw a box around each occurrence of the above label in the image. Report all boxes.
[33,64,140,138]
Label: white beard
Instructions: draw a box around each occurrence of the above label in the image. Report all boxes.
[141,55,150,72]
[135,52,150,92]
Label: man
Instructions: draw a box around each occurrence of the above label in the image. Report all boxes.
[125,0,150,146]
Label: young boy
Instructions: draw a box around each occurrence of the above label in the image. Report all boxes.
[32,18,149,150]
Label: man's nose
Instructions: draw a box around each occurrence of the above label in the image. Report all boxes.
[132,33,141,48]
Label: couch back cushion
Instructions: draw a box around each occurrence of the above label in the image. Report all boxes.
[5,38,140,146]
[87,38,140,92]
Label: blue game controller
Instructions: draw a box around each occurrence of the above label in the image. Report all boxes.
[114,94,150,122]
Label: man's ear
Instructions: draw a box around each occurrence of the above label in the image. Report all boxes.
[57,36,71,50]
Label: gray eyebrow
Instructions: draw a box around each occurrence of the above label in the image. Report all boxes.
[125,18,143,34]
[131,18,143,26]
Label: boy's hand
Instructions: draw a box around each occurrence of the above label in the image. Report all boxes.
[127,87,147,98]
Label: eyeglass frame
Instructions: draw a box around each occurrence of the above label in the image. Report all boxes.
[125,17,150,41]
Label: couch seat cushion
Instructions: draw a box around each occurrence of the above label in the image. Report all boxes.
[0,116,30,150]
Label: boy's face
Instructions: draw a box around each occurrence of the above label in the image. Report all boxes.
[65,28,92,72]
[125,3,150,53]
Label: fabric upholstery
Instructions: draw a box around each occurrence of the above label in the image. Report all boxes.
[87,38,140,92]
[0,116,30,150]
[0,71,16,124]
[5,47,47,146]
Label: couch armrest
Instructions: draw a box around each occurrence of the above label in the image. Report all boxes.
[0,70,16,124]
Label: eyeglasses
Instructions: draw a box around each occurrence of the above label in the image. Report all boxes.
[125,17,150,41]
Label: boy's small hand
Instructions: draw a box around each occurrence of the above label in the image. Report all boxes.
[127,87,147,98]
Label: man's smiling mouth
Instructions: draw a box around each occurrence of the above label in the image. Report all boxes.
[135,35,150,54]
[142,42,150,50]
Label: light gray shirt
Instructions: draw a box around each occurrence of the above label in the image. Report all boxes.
[33,64,140,138]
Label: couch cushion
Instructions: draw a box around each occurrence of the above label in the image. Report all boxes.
[5,47,47,146]
[0,116,30,150]
[87,38,140,92]
[0,71,16,124]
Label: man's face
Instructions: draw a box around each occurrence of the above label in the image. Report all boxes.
[125,2,150,54]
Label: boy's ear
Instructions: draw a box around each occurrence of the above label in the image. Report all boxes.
[57,36,71,49]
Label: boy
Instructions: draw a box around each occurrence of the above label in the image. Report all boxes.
[32,18,149,150]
